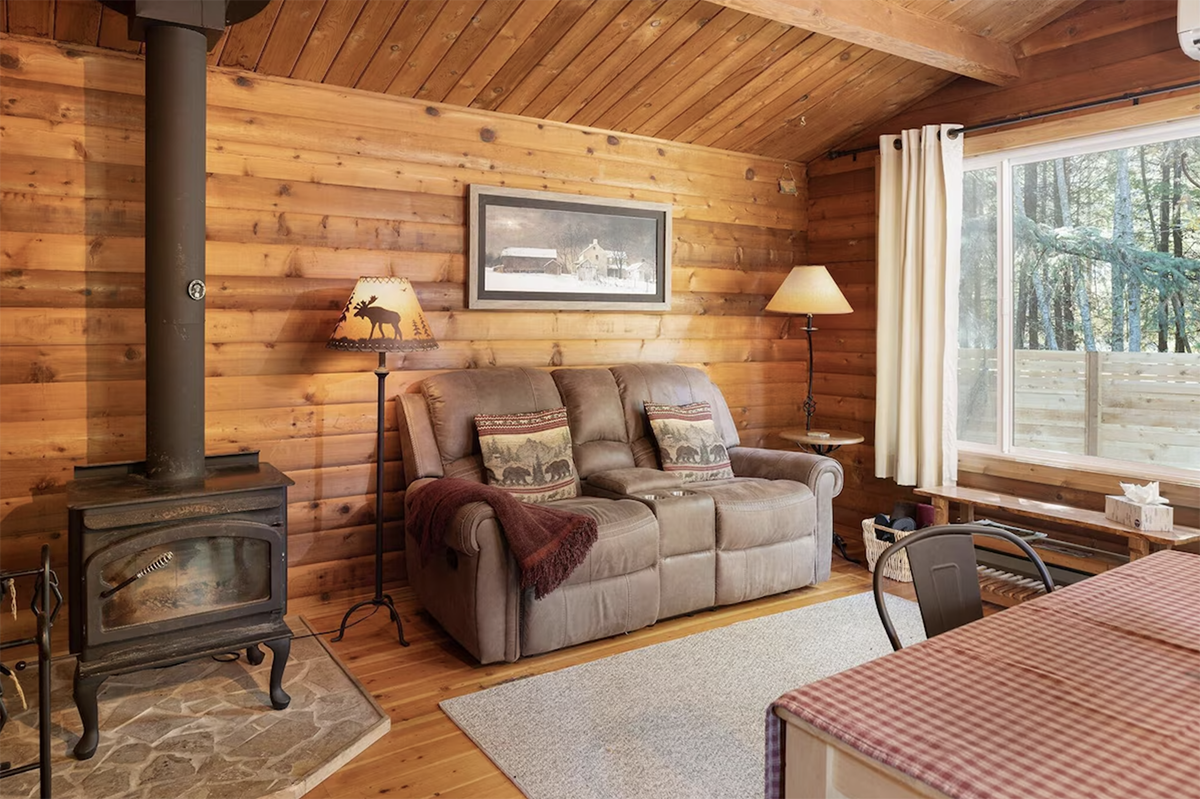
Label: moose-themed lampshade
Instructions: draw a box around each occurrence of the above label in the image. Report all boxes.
[326,276,438,353]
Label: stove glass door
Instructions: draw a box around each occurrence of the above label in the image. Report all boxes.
[86,519,283,644]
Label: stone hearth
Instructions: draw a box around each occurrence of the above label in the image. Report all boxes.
[0,618,387,799]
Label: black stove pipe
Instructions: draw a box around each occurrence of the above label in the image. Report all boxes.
[143,22,208,482]
[97,0,266,481]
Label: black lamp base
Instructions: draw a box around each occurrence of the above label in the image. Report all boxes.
[332,352,409,647]
[331,593,408,646]
[799,314,854,564]
[802,314,818,432]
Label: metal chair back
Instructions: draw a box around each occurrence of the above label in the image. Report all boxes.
[873,524,1055,650]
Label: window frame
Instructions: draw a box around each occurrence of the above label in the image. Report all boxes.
[959,117,1200,479]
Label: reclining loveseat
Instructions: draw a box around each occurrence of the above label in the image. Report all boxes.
[397,363,844,664]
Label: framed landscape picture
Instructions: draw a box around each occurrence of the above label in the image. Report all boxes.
[468,185,672,311]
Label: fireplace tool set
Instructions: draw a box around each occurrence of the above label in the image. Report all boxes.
[0,544,61,791]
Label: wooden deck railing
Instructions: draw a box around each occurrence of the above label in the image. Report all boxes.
[958,349,1200,471]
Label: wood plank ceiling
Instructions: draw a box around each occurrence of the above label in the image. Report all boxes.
[1,0,1088,163]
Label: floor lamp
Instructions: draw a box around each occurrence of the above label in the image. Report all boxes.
[765,266,854,433]
[327,276,438,645]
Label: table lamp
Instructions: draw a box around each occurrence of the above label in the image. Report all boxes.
[765,266,853,433]
[327,276,438,645]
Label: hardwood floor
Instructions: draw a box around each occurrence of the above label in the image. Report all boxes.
[299,555,914,799]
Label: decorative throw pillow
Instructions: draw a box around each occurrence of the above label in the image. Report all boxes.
[644,401,735,483]
[475,407,580,503]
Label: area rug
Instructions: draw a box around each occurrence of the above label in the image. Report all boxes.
[440,591,925,799]
[0,618,388,799]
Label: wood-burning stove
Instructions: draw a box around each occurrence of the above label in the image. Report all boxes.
[65,0,289,762]
[68,453,292,760]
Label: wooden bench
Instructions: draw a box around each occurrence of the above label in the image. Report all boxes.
[914,485,1200,563]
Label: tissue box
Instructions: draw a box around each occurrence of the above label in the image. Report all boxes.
[1105,496,1174,532]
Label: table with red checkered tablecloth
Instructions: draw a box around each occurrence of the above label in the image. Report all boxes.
[766,549,1200,799]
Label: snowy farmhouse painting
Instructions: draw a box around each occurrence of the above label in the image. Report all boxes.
[468,186,672,311]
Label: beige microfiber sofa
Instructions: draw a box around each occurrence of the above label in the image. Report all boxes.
[397,363,844,664]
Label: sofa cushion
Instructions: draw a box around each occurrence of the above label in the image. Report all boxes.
[552,368,636,477]
[548,497,658,585]
[608,364,740,469]
[476,407,580,503]
[422,367,563,481]
[645,401,735,483]
[684,478,816,550]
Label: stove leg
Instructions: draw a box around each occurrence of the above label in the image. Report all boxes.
[264,637,291,710]
[245,644,265,666]
[73,667,106,760]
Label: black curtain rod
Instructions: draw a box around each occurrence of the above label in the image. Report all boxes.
[825,80,1200,161]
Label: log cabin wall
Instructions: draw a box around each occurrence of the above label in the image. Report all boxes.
[0,34,811,618]
[804,156,907,554]
[808,1,1200,556]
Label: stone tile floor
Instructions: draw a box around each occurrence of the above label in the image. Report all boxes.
[0,619,388,799]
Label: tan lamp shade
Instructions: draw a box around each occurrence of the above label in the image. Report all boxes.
[327,276,438,352]
[764,266,853,316]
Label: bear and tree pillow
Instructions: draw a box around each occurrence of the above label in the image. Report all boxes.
[475,399,734,505]
[475,407,580,503]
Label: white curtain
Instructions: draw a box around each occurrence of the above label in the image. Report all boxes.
[875,124,963,488]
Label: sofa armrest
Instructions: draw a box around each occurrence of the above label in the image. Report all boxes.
[586,467,683,496]
[403,477,521,664]
[728,447,844,498]
[404,477,501,557]
[728,447,844,582]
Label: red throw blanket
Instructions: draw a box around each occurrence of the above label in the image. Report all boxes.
[408,478,598,599]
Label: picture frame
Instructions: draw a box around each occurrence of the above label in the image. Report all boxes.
[468,185,672,311]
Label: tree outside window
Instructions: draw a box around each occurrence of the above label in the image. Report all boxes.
[958,121,1199,472]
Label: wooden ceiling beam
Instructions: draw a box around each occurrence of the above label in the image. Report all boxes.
[709,0,1021,85]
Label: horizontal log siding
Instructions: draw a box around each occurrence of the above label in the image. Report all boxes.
[806,156,915,555]
[0,35,811,614]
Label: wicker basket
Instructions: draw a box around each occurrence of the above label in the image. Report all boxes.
[861,518,915,583]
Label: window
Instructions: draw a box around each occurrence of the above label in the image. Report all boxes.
[958,120,1200,473]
